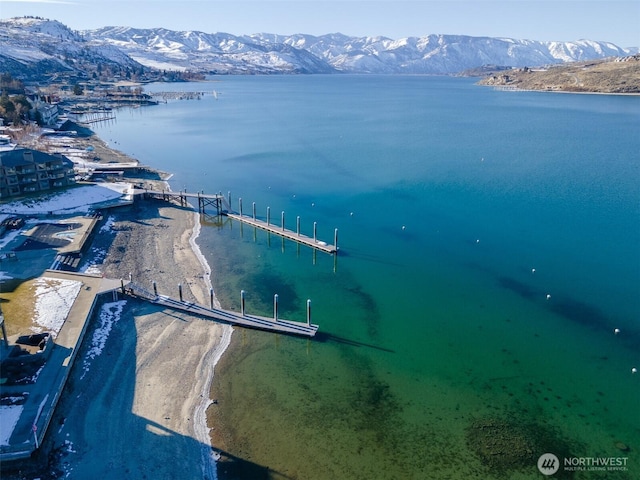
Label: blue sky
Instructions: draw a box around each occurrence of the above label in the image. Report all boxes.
[1,0,639,47]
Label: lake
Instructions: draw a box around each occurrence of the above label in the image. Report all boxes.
[95,75,640,479]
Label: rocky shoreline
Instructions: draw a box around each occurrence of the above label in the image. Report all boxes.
[478,55,640,94]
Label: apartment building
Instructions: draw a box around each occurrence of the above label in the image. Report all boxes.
[0,149,76,199]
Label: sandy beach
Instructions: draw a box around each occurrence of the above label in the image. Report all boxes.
[51,201,233,479]
[55,202,232,479]
[2,135,233,478]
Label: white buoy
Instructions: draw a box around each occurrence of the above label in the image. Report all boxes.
[402,225,406,230]
[546,294,551,300]
[632,367,637,374]
[350,212,354,216]
[614,328,620,335]
[476,239,480,244]
[531,268,536,274]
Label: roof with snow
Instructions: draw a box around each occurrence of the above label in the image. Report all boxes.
[0,148,73,169]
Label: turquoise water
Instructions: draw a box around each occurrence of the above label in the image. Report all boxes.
[95,76,640,478]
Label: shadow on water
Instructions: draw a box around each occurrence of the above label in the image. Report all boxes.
[315,331,395,354]
[214,447,294,480]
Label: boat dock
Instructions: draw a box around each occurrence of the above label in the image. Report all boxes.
[225,212,338,254]
[126,283,319,337]
[141,190,339,254]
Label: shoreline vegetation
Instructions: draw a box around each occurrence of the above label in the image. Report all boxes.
[1,123,234,478]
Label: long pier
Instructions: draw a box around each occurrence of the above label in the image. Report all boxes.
[226,212,338,254]
[142,190,339,254]
[126,283,319,337]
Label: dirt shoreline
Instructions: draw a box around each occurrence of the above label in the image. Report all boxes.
[3,130,233,479]
[50,199,233,479]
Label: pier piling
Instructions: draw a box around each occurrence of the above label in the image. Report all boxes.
[274,294,279,322]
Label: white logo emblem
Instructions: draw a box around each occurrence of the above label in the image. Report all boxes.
[538,453,560,475]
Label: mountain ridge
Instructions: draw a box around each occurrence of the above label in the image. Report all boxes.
[1,17,638,80]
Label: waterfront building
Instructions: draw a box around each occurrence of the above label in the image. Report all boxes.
[0,148,76,199]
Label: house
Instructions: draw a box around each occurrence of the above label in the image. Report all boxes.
[0,148,76,199]
[27,95,60,126]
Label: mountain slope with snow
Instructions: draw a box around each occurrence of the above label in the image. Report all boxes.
[0,17,146,80]
[1,17,637,79]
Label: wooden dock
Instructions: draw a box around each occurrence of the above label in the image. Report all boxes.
[226,212,338,254]
[126,283,318,337]
[141,189,339,254]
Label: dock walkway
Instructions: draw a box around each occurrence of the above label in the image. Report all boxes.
[141,189,339,254]
[127,283,318,337]
[225,212,338,254]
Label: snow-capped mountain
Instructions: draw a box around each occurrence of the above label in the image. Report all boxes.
[1,17,637,80]
[83,26,335,74]
[0,17,145,80]
[87,26,634,75]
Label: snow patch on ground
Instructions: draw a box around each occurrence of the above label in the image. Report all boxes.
[0,404,23,446]
[81,301,127,379]
[32,278,83,336]
[99,215,116,233]
[0,184,129,215]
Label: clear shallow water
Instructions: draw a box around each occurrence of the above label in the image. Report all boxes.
[95,76,640,479]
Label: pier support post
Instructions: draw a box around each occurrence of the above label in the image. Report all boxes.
[252,202,256,220]
[313,222,317,242]
[1,317,8,348]
[210,288,214,309]
[307,299,311,326]
[178,283,183,302]
[228,191,231,209]
[120,279,125,294]
[297,216,300,236]
[281,211,285,231]
[239,198,243,217]
[153,281,158,297]
[274,294,279,322]
[334,228,338,250]
[241,290,246,316]
[267,207,271,226]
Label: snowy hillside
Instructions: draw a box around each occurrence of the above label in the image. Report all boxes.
[0,17,146,80]
[1,17,637,79]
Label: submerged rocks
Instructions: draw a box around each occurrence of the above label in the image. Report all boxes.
[614,441,630,452]
[465,417,577,476]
